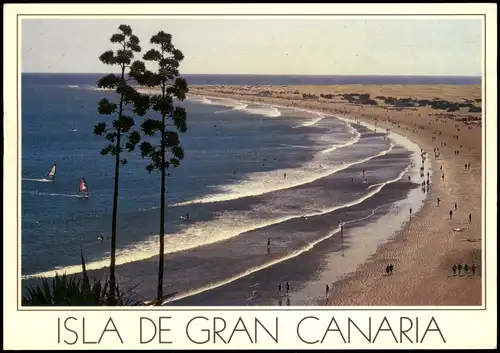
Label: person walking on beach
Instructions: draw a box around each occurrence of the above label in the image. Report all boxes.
[452,264,457,275]
[449,210,453,219]
[286,281,290,294]
[464,263,469,275]
[267,238,271,253]
[385,264,390,276]
[278,283,282,295]
[437,197,441,207]
[458,263,462,275]
[408,175,411,183]
[469,213,472,223]
[283,172,287,180]
[472,264,476,276]
[442,173,445,181]
[409,208,412,220]
[454,202,457,211]
[389,264,394,275]
[325,284,330,297]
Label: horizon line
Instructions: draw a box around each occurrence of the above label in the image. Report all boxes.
[21,72,482,77]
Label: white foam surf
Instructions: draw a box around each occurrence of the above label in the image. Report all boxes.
[189,94,282,118]
[292,113,325,128]
[319,123,362,154]
[243,105,281,118]
[213,103,248,114]
[366,182,384,190]
[22,178,53,183]
[280,144,314,150]
[22,163,408,280]
[67,85,79,88]
[24,191,85,198]
[165,202,390,304]
[172,142,394,207]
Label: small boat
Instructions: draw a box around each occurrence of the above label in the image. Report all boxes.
[79,177,89,199]
[47,163,57,182]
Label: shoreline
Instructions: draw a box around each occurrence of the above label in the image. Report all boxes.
[22,84,482,306]
[184,85,482,306]
[178,92,430,306]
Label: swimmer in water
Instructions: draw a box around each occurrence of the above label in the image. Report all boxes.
[97,233,104,241]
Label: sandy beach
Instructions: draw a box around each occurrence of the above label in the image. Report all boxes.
[184,84,483,306]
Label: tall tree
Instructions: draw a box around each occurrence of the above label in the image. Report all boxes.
[94,24,149,303]
[135,31,188,302]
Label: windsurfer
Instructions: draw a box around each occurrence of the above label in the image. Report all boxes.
[47,163,57,182]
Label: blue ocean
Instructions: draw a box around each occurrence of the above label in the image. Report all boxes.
[21,74,470,305]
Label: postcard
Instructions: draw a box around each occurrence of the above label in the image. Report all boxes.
[3,3,497,350]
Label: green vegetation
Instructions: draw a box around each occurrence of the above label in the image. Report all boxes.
[93,24,148,304]
[340,93,378,106]
[23,24,187,307]
[371,95,481,112]
[320,93,336,99]
[134,30,189,302]
[23,245,141,306]
[302,93,319,100]
[257,90,273,97]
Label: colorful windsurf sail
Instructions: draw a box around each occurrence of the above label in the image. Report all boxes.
[79,177,88,197]
[47,163,57,181]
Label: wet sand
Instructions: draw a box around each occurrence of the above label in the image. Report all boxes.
[186,84,483,306]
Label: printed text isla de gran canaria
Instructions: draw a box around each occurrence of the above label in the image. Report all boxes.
[56,315,446,345]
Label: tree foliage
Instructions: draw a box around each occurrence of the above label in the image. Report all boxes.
[133,30,189,301]
[93,24,149,303]
[134,31,189,176]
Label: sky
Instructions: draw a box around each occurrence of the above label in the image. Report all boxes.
[21,18,482,76]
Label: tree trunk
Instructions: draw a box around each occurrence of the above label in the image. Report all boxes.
[157,112,166,302]
[109,134,121,304]
[109,65,126,304]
